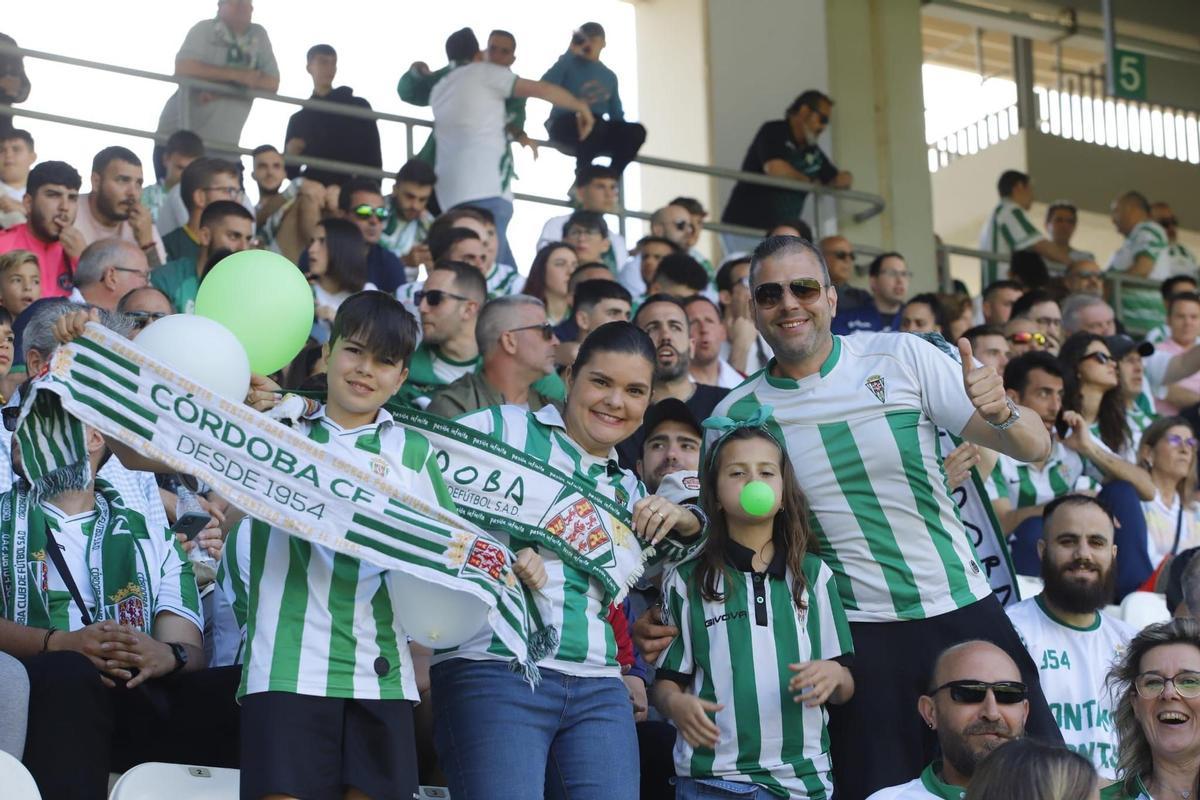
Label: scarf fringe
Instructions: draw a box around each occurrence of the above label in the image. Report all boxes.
[509,656,544,688]
[29,460,92,504]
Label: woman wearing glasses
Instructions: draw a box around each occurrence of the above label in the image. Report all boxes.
[1102,619,1200,799]
[1130,418,1200,594]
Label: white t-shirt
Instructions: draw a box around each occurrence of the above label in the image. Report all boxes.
[1141,491,1200,570]
[1007,596,1133,778]
[538,213,627,264]
[430,62,518,210]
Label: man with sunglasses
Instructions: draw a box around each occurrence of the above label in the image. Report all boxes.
[67,239,149,313]
[336,178,405,293]
[703,235,1058,797]
[868,640,1028,799]
[1005,318,1053,357]
[720,89,852,256]
[1006,494,1133,778]
[1151,201,1198,278]
[427,295,561,419]
[116,286,175,332]
[820,235,870,313]
[617,207,692,298]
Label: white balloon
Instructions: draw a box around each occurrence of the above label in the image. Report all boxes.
[134,314,252,403]
[390,571,490,649]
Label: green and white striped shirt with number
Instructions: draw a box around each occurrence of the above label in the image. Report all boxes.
[979,199,1045,285]
[657,552,853,798]
[217,405,456,700]
[429,404,647,678]
[985,442,1092,508]
[710,333,994,622]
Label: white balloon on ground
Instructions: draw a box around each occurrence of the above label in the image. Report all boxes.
[390,571,490,649]
[134,314,252,403]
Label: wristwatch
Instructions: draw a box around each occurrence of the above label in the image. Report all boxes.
[986,397,1021,431]
[167,642,188,675]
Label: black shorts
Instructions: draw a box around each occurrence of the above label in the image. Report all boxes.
[240,691,418,800]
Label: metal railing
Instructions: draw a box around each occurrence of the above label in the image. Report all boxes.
[0,44,885,244]
[928,87,1200,173]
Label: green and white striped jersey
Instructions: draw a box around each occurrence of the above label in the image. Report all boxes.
[485,261,523,298]
[217,405,455,700]
[657,547,853,798]
[429,404,647,678]
[1008,596,1134,778]
[1108,220,1172,281]
[1127,393,1157,453]
[985,442,1090,508]
[397,342,481,409]
[41,502,202,635]
[979,199,1045,285]
[710,333,993,622]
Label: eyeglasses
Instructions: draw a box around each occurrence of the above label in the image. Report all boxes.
[415,289,469,307]
[1083,351,1115,366]
[829,250,855,261]
[124,310,167,329]
[112,267,149,281]
[352,203,390,221]
[1008,331,1047,346]
[202,186,240,198]
[1134,671,1200,699]
[1166,434,1200,449]
[671,220,694,232]
[506,323,555,341]
[931,680,1028,705]
[752,278,827,308]
[565,227,602,239]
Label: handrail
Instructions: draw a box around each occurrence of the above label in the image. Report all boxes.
[0,43,885,235]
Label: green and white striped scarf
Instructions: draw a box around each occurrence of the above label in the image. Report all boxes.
[16,325,543,679]
[0,480,157,633]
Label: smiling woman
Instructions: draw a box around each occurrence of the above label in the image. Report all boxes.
[1103,619,1200,800]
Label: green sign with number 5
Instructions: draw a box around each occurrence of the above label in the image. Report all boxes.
[1113,48,1147,101]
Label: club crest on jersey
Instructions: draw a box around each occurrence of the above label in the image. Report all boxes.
[865,374,887,404]
[370,457,389,478]
[466,538,507,581]
[110,583,146,628]
[545,498,606,555]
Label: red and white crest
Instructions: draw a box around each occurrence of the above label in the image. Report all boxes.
[115,595,146,628]
[467,538,507,581]
[545,498,606,555]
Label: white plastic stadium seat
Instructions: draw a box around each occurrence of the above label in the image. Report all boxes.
[1015,574,1044,601]
[0,750,42,799]
[109,763,238,800]
[1120,592,1171,631]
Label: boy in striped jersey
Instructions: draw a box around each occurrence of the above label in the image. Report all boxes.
[219,291,471,800]
[692,236,1059,797]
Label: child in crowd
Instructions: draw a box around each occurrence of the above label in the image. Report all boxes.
[219,291,460,800]
[0,249,41,316]
[653,422,855,799]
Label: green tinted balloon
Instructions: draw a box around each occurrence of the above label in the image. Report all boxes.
[194,250,314,375]
[739,480,776,518]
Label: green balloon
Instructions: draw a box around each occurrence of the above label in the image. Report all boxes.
[194,250,315,375]
[740,480,776,518]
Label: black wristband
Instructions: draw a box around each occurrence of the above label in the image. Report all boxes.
[41,627,57,653]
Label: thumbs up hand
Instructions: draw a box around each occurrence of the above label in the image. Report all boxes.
[958,338,1011,426]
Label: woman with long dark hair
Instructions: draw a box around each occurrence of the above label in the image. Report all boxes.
[307,217,371,335]
[520,242,577,325]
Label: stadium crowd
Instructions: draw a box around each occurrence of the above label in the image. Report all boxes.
[2,3,1200,799]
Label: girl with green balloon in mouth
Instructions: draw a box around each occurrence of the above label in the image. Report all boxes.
[652,410,856,799]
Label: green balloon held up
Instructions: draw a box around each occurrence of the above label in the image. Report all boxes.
[194,250,315,375]
[740,480,776,517]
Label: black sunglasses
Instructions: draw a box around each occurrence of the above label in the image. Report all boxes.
[752,278,826,308]
[415,289,469,307]
[671,220,693,232]
[2,404,18,432]
[352,203,390,221]
[1083,351,1114,366]
[125,310,168,329]
[931,680,1028,705]
[506,323,555,341]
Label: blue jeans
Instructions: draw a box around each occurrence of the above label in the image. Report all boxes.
[458,196,515,269]
[431,658,639,800]
[674,777,776,798]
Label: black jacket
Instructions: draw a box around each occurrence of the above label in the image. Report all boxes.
[284,86,382,186]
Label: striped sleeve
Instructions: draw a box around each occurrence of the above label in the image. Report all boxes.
[986,462,1009,502]
[150,524,203,634]
[1003,206,1045,252]
[1133,225,1167,262]
[807,556,854,662]
[655,568,693,679]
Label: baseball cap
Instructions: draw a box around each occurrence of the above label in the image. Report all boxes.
[655,470,701,505]
[641,397,701,442]
[1106,334,1154,360]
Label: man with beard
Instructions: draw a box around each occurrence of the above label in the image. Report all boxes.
[867,640,1029,799]
[0,161,84,298]
[636,398,701,495]
[73,147,165,266]
[616,294,728,469]
[1006,494,1132,778]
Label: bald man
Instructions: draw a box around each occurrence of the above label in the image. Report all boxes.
[866,641,1030,799]
[820,235,870,311]
[70,238,150,311]
[1108,191,1172,280]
